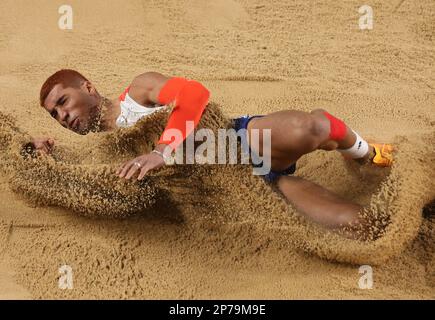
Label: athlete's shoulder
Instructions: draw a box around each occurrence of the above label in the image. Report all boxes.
[131,72,169,90]
[129,71,170,105]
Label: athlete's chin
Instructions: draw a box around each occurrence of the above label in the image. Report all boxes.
[77,128,89,135]
[87,107,102,132]
[80,119,103,135]
[71,121,90,135]
[70,127,86,135]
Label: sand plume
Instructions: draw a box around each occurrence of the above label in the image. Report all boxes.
[1,104,433,266]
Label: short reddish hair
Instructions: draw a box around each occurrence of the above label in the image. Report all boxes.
[39,69,88,106]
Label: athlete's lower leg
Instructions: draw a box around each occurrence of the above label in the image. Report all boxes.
[276,175,363,232]
[310,109,393,167]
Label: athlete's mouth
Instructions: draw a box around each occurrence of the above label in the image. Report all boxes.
[69,117,80,131]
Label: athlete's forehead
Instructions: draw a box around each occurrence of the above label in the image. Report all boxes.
[43,84,65,110]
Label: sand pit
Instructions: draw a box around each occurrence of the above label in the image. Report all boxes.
[1,102,433,268]
[0,0,434,299]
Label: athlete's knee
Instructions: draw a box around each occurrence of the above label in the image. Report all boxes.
[311,108,349,144]
[288,114,325,151]
[310,108,327,115]
[335,205,363,228]
[306,111,331,145]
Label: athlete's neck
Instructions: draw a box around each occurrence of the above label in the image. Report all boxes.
[96,97,121,131]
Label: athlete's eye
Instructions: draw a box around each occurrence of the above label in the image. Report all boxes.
[50,109,58,119]
[56,95,67,106]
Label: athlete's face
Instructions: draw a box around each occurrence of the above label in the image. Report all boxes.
[42,81,101,134]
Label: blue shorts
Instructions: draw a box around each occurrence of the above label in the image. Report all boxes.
[232,115,296,182]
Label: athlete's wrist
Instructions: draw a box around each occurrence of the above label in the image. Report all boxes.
[154,143,171,153]
[152,144,174,164]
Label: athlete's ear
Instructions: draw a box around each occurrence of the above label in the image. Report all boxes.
[83,80,97,95]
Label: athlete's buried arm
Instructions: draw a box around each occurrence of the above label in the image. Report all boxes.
[116,72,210,180]
[30,137,55,155]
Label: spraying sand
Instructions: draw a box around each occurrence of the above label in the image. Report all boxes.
[0,0,434,299]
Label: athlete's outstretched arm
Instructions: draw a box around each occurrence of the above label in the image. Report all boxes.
[117,72,210,180]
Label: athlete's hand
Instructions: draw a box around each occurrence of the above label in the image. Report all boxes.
[30,137,55,155]
[116,145,169,180]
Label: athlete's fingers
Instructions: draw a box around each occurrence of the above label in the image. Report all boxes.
[43,141,52,153]
[40,144,49,154]
[117,161,130,175]
[119,161,134,178]
[116,164,124,175]
[137,166,151,180]
[125,163,142,180]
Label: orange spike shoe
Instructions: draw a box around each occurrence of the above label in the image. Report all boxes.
[369,143,394,167]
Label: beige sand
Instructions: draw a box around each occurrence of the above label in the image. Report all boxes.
[0,0,434,299]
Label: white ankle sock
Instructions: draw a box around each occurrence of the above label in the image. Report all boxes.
[337,130,369,159]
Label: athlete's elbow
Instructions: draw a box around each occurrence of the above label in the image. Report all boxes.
[180,80,210,107]
[189,80,210,97]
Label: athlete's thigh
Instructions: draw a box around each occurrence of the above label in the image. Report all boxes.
[247,110,320,164]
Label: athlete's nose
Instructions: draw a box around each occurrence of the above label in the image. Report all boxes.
[57,108,69,126]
